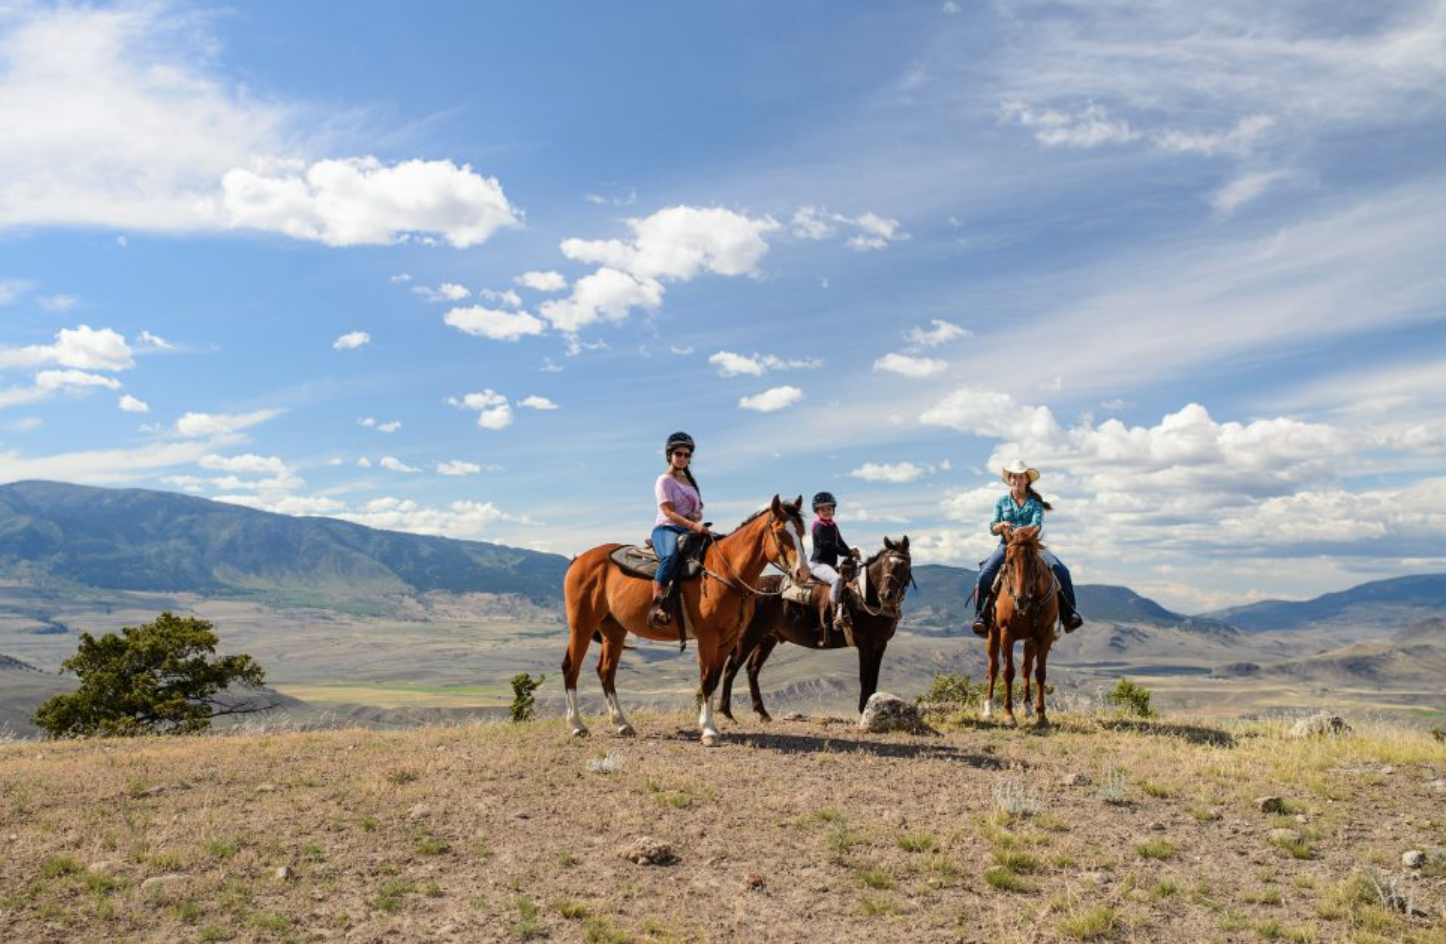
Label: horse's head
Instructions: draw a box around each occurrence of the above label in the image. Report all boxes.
[868,535,913,609]
[766,494,811,584]
[1003,526,1045,616]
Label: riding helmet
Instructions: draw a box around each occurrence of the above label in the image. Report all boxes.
[665,431,695,455]
[812,491,837,510]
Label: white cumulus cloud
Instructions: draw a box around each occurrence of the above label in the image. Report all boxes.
[0,325,134,371]
[538,267,662,333]
[739,386,804,413]
[709,350,822,377]
[518,396,558,410]
[436,460,481,476]
[379,455,420,473]
[561,206,779,282]
[448,389,514,430]
[174,409,284,438]
[873,353,947,378]
[1001,101,1142,148]
[444,306,546,341]
[906,319,969,348]
[515,270,568,293]
[333,331,371,350]
[118,394,149,413]
[850,462,926,484]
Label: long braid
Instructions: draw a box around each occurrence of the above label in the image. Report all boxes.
[682,466,701,497]
[1027,483,1053,512]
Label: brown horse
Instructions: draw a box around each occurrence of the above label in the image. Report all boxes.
[720,537,913,722]
[561,495,810,745]
[983,525,1058,727]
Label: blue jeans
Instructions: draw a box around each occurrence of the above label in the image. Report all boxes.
[975,545,1077,612]
[652,525,689,586]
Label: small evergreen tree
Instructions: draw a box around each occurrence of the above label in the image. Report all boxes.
[509,672,545,722]
[1107,677,1156,718]
[32,613,268,737]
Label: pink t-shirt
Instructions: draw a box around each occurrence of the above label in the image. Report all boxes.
[655,474,702,527]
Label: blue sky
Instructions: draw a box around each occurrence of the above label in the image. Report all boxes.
[2,0,1445,611]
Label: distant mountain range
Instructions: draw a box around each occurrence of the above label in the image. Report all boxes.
[2,481,1442,638]
[0,481,570,603]
[1203,574,1446,631]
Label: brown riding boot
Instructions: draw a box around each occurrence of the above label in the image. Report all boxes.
[649,583,671,628]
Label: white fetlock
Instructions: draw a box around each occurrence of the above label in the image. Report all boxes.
[981,700,993,720]
[565,688,589,738]
[605,691,634,737]
[698,691,721,746]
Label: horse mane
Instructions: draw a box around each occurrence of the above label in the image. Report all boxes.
[734,502,803,531]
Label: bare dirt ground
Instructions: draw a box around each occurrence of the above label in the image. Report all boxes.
[2,707,1444,944]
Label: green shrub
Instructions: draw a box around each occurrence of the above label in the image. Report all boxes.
[1107,678,1155,718]
[509,673,545,723]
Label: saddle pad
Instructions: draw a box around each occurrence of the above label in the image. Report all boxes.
[608,544,702,582]
[779,574,823,607]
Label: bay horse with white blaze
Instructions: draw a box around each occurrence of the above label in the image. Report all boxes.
[983,525,1058,727]
[561,495,810,746]
[720,537,913,722]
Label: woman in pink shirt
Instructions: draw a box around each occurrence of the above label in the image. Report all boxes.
[651,431,708,626]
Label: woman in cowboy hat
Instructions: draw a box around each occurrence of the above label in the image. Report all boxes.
[971,459,1084,636]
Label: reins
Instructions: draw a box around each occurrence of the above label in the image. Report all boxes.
[700,510,797,600]
[850,551,911,618]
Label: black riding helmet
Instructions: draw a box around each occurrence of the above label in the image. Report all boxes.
[812,491,837,510]
[665,431,695,456]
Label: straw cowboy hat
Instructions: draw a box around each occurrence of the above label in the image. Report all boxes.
[1000,459,1040,484]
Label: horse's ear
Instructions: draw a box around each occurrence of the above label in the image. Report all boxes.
[899,535,909,551]
[884,536,896,549]
[792,494,803,511]
[771,494,783,515]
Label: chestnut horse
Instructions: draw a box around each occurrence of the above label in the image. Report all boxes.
[983,525,1058,727]
[720,537,912,722]
[561,495,810,746]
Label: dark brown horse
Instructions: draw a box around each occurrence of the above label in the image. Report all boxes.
[720,536,913,721]
[561,495,810,745]
[983,525,1057,727]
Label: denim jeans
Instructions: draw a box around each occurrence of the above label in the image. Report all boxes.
[651,525,690,587]
[975,544,1077,612]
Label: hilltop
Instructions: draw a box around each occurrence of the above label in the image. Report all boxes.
[1,709,1443,943]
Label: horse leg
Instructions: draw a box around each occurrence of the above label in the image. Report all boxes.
[1035,643,1050,729]
[747,635,780,722]
[856,643,885,715]
[595,619,634,737]
[561,601,598,739]
[1021,641,1035,718]
[1002,635,1018,727]
[983,626,999,720]
[698,659,724,747]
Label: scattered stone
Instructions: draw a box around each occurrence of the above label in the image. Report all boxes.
[1428,779,1446,793]
[141,873,187,891]
[1380,766,1395,775]
[1267,828,1301,844]
[1080,871,1112,886]
[1146,822,1166,832]
[137,785,171,798]
[1403,850,1427,870]
[408,803,431,821]
[274,865,296,882]
[1288,713,1352,738]
[1256,796,1284,814]
[619,837,676,866]
[743,872,765,890]
[782,712,806,722]
[857,692,937,735]
[1294,814,1308,824]
[1061,772,1091,787]
[255,783,279,793]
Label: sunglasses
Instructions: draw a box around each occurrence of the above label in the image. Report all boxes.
[672,451,692,458]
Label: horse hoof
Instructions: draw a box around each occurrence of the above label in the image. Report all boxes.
[616,724,636,738]
[701,732,719,747]
[1035,716,1050,730]
[1004,712,1017,727]
[570,726,590,739]
[756,712,773,724]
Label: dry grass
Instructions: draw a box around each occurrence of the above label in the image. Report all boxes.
[0,710,1443,943]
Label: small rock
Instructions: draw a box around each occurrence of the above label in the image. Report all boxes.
[857,692,937,735]
[1380,765,1395,775]
[274,865,296,881]
[1080,871,1112,886]
[141,873,187,891]
[782,712,806,722]
[255,783,279,793]
[137,785,170,798]
[1062,772,1091,787]
[1288,713,1352,738]
[408,803,430,821]
[1294,814,1308,824]
[1403,850,1427,869]
[1428,779,1446,793]
[1146,822,1166,832]
[619,837,676,866]
[743,872,765,890]
[1256,796,1284,814]
[1267,828,1301,844]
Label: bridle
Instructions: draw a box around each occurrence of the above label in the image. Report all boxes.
[1002,538,1047,617]
[703,507,804,601]
[851,548,914,618]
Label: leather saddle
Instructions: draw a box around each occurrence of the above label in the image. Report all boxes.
[609,532,709,582]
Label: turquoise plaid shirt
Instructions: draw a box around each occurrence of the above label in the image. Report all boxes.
[991,493,1045,542]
